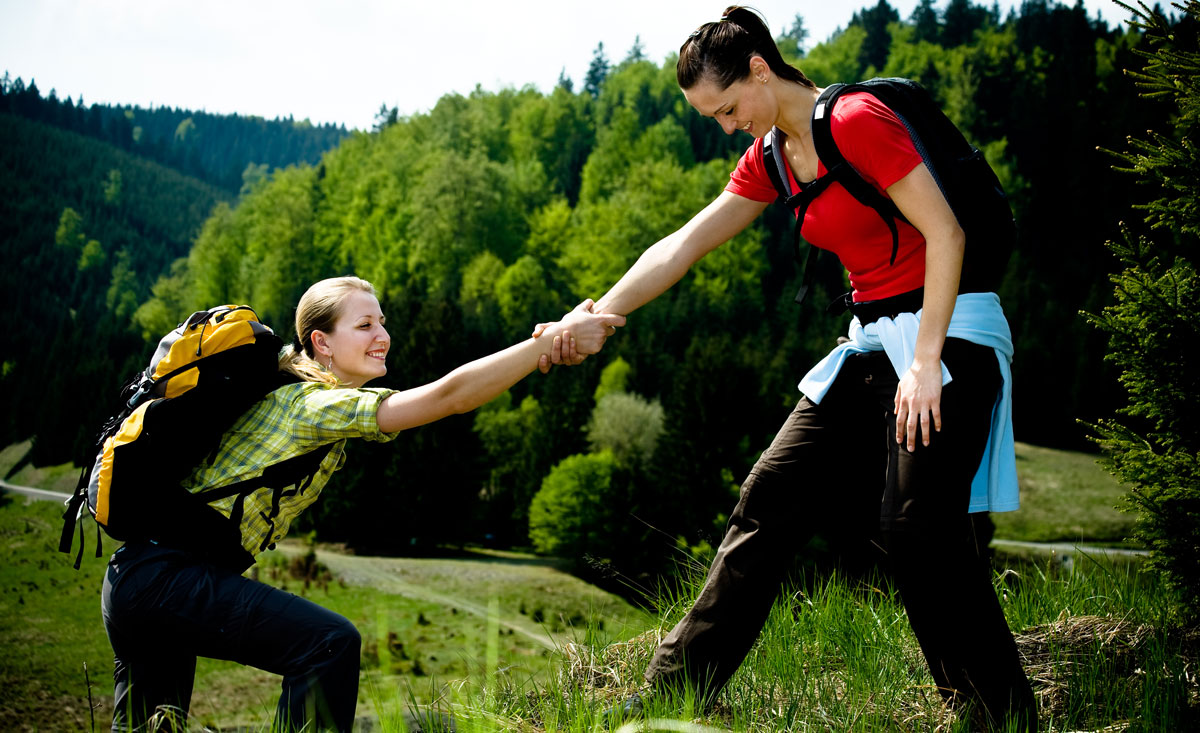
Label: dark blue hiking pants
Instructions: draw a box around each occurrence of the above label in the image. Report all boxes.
[102,541,359,732]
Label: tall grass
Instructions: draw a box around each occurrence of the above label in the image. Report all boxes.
[98,546,1185,732]
[427,550,1195,732]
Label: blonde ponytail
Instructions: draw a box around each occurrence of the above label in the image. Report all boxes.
[278,342,340,386]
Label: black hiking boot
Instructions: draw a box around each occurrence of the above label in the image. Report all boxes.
[601,693,644,729]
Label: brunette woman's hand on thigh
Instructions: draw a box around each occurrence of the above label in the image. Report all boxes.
[895,360,942,452]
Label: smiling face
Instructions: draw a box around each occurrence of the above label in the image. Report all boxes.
[311,290,390,388]
[682,58,775,138]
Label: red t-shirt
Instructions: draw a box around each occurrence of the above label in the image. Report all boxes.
[725,92,925,301]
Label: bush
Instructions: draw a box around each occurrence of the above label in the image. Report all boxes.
[528,451,619,559]
[586,391,665,469]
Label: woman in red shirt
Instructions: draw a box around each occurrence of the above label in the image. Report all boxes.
[550,5,1036,731]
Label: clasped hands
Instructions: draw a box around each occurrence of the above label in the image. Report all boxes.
[532,299,624,374]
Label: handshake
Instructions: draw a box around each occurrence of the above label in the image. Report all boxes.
[532,299,625,374]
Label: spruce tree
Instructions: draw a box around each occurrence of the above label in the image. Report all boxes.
[911,0,941,44]
[850,0,900,73]
[1087,1,1200,617]
[584,42,610,98]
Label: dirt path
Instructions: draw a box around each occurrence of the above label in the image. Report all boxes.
[0,479,72,503]
[278,547,564,650]
[5,480,644,651]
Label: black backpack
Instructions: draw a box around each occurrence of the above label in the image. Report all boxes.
[763,77,1015,305]
[60,305,332,570]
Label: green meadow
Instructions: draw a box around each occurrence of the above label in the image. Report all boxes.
[4,439,1194,731]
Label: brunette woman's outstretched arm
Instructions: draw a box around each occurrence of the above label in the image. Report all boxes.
[533,192,768,352]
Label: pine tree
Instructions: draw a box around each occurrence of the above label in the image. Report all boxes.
[556,67,574,93]
[624,35,646,64]
[373,103,398,132]
[850,0,900,73]
[911,0,941,43]
[784,13,810,50]
[943,0,990,47]
[1087,0,1200,618]
[584,42,610,98]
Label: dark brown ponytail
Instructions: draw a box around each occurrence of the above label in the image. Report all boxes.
[677,5,815,91]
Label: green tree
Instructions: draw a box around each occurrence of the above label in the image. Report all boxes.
[459,250,506,334]
[12,0,1160,564]
[801,25,868,85]
[586,392,665,470]
[556,67,574,93]
[174,116,195,143]
[584,42,610,98]
[624,35,646,64]
[1087,0,1200,617]
[132,259,191,340]
[528,451,619,558]
[373,103,399,132]
[78,238,105,272]
[473,391,549,536]
[54,207,85,253]
[943,0,991,47]
[593,356,632,402]
[102,168,122,204]
[782,13,811,51]
[495,255,560,337]
[240,162,269,197]
[911,0,941,43]
[850,0,900,74]
[106,249,139,322]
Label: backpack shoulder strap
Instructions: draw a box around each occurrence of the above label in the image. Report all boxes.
[811,82,906,265]
[762,128,792,204]
[764,108,842,305]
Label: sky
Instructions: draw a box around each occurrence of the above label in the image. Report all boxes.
[1,0,1133,131]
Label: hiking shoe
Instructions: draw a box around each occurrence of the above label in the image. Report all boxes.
[601,693,644,728]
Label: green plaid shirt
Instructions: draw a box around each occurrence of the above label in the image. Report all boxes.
[183,381,397,557]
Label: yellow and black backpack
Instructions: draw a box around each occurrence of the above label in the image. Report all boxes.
[59,305,329,570]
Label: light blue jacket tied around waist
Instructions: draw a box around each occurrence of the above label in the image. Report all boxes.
[797,292,1019,513]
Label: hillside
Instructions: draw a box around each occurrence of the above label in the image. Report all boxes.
[0,113,230,465]
[0,493,653,732]
[1,74,350,192]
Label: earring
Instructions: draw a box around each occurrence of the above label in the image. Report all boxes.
[326,353,334,371]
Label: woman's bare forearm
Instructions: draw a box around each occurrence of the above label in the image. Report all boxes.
[377,310,624,433]
[595,191,769,316]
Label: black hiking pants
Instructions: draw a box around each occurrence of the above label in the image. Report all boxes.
[102,541,360,732]
[645,338,1037,731]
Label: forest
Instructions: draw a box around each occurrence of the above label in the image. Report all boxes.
[1,0,1187,579]
[0,75,350,191]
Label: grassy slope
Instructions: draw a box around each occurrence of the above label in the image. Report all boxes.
[0,494,652,732]
[0,438,1141,730]
[1,441,80,494]
[995,442,1134,545]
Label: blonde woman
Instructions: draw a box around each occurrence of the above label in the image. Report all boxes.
[101,276,623,732]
